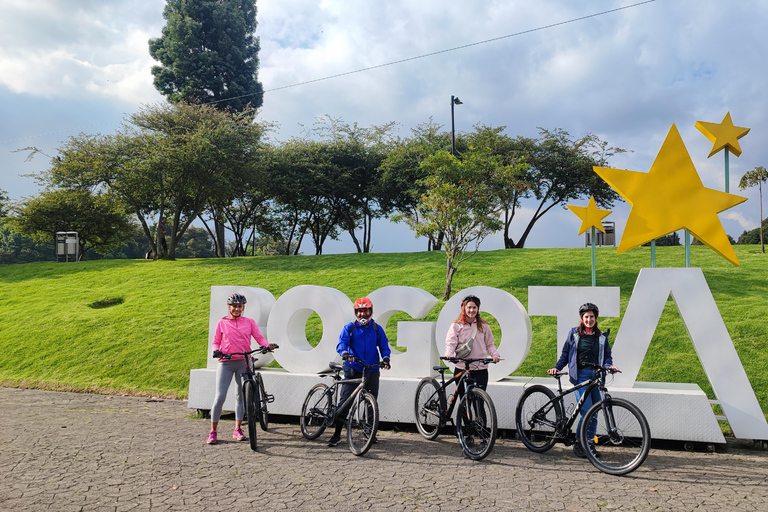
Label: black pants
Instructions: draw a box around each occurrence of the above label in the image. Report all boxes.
[333,368,380,436]
[455,367,489,399]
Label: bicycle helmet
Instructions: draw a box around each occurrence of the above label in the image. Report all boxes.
[227,293,247,305]
[579,302,599,317]
[462,295,481,307]
[353,297,373,325]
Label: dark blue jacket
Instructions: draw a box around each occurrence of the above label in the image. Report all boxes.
[336,320,390,373]
[555,327,612,385]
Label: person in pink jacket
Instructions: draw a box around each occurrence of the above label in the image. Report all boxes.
[444,295,501,391]
[207,293,273,445]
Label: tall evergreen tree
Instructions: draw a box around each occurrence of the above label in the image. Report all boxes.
[149,0,264,113]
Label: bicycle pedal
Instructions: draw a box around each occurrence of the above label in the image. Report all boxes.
[266,394,275,404]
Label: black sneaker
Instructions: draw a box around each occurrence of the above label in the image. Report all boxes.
[327,435,341,447]
[573,442,586,458]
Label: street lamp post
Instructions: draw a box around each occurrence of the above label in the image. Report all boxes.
[451,95,463,156]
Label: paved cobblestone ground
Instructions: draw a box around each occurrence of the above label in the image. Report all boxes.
[1,387,767,511]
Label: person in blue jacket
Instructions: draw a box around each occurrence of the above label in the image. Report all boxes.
[548,302,619,458]
[327,297,391,447]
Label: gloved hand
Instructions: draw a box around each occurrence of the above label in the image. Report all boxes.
[382,357,391,370]
[213,350,223,359]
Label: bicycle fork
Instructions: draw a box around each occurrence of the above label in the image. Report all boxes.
[596,393,622,445]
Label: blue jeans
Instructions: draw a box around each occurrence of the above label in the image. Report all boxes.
[575,368,600,442]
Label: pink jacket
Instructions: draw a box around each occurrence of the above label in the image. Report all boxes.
[445,320,499,371]
[212,316,269,361]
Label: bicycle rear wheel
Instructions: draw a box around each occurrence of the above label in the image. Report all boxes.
[580,398,651,476]
[414,377,446,440]
[256,373,269,431]
[515,385,562,453]
[456,388,497,461]
[243,380,258,451]
[300,383,331,440]
[347,391,379,456]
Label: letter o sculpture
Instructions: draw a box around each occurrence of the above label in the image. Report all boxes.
[267,285,352,374]
[435,286,532,382]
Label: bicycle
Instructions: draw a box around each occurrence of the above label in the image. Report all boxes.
[414,356,498,461]
[220,344,278,451]
[300,359,384,456]
[515,363,651,475]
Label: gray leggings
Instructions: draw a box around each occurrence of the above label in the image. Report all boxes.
[211,360,246,423]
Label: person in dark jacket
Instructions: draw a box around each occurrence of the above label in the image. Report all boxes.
[327,297,391,447]
[548,302,619,458]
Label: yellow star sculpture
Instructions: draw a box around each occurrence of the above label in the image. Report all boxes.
[694,112,750,157]
[594,124,747,266]
[567,196,611,235]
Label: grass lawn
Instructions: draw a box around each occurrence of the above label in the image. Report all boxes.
[1,245,766,429]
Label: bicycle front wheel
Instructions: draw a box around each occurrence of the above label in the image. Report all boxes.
[300,383,331,440]
[243,380,258,451]
[256,373,269,431]
[580,398,651,476]
[515,385,562,453]
[456,388,497,461]
[414,377,446,440]
[347,391,379,456]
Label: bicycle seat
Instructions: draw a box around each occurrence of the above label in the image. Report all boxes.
[433,366,449,373]
[329,362,344,372]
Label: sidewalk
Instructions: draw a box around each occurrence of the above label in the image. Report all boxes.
[1,387,767,511]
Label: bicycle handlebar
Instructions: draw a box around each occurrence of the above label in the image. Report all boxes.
[218,344,279,359]
[550,363,620,377]
[440,356,498,365]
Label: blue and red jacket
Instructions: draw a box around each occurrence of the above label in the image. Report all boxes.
[336,320,390,373]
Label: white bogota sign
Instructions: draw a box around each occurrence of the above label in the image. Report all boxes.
[188,267,768,443]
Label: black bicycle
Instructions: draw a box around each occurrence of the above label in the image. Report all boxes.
[300,359,384,456]
[515,363,651,475]
[220,345,278,451]
[414,357,498,460]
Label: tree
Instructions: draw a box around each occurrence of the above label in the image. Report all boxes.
[405,148,525,300]
[149,0,263,113]
[149,0,265,256]
[311,117,397,253]
[9,189,135,259]
[466,125,530,248]
[0,189,9,218]
[506,128,623,248]
[739,166,768,253]
[47,103,264,260]
[378,120,458,250]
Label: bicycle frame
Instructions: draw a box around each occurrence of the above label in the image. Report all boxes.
[539,368,613,440]
[321,361,382,426]
[436,367,479,423]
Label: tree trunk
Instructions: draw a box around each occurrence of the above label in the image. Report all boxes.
[443,257,457,301]
[215,220,226,258]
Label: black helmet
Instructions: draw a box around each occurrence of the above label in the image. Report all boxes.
[227,293,247,305]
[579,302,599,317]
[462,295,481,307]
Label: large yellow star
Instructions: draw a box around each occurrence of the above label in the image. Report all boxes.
[694,112,750,157]
[594,124,746,266]
[567,196,611,235]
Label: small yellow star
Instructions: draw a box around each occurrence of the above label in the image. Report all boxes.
[567,196,611,235]
[694,112,750,157]
[594,124,746,266]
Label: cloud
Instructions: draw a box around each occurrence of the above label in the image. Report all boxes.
[0,0,163,103]
[1,0,767,254]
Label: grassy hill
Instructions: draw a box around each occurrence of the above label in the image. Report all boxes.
[1,245,766,426]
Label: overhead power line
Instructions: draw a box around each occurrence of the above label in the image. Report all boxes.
[209,0,656,105]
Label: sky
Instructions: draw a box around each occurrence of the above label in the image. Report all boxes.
[1,0,766,255]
